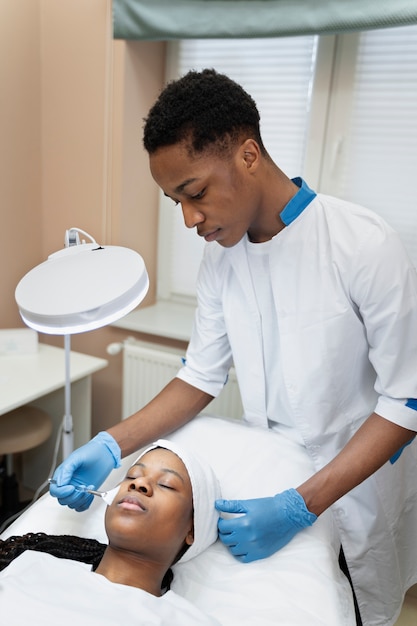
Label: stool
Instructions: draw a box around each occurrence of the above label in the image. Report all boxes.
[0,406,52,523]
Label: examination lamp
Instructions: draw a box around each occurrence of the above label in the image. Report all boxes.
[15,228,149,459]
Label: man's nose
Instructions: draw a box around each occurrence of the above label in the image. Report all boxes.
[181,202,204,229]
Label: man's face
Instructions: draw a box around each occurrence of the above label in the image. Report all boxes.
[149,140,262,248]
[105,448,194,566]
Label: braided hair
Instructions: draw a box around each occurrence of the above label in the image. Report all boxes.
[0,533,105,571]
[0,533,174,591]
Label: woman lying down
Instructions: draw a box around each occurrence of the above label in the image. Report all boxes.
[0,440,222,625]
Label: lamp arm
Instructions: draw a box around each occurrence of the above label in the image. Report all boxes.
[65,227,97,248]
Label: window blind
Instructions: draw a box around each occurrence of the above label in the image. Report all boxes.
[113,0,417,40]
[337,24,417,266]
[161,37,317,299]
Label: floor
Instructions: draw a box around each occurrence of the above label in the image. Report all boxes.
[0,461,41,532]
[394,586,417,625]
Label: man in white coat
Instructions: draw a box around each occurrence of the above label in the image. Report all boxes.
[50,69,417,626]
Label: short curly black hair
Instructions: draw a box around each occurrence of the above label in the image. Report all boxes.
[143,68,266,156]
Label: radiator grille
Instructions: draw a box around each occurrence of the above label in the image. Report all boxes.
[122,340,243,420]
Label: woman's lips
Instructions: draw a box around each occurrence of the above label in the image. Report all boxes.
[118,495,146,511]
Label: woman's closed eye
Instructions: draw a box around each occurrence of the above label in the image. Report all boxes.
[123,473,178,491]
[124,459,186,492]
[124,473,141,481]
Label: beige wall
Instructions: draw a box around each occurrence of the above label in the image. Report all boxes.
[1,0,166,433]
[0,0,43,328]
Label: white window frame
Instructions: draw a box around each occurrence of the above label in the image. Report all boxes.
[318,33,361,193]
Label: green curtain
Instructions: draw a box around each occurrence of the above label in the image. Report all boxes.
[113,0,417,40]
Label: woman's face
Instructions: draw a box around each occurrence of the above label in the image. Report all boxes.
[105,448,194,565]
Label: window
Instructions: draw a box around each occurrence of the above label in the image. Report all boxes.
[158,36,322,302]
[157,26,417,307]
[320,25,417,263]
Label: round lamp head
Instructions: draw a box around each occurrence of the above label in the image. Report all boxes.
[15,243,149,334]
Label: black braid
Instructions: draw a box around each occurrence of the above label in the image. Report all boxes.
[0,533,106,571]
[0,532,174,591]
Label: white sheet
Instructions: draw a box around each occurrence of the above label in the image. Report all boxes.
[1,415,355,625]
[1,551,220,625]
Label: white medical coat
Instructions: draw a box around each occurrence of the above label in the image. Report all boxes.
[177,190,417,626]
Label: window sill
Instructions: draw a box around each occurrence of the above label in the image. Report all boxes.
[111,300,195,342]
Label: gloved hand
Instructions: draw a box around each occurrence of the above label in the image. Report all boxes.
[215,488,317,563]
[49,431,121,512]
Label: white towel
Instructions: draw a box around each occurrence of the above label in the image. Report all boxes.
[135,439,221,563]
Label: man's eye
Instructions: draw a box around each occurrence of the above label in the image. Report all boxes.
[192,189,205,200]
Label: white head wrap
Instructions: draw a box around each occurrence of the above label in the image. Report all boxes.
[135,438,221,563]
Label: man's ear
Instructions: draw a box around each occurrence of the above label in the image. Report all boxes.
[241,138,261,171]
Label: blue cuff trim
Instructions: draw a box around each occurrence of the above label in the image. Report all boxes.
[389,399,417,463]
[390,437,416,464]
[279,177,317,226]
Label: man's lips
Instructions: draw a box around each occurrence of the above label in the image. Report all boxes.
[118,494,146,511]
[200,228,221,242]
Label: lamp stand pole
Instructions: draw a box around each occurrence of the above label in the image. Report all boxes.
[62,334,74,459]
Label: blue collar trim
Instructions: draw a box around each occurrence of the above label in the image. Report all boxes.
[280,177,317,226]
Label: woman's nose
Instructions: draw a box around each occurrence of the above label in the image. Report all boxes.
[128,478,153,496]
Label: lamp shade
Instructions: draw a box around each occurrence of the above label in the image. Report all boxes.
[15,243,149,334]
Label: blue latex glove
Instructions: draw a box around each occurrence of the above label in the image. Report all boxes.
[215,488,317,563]
[50,431,121,512]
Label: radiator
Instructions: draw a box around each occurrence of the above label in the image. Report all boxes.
[121,339,243,420]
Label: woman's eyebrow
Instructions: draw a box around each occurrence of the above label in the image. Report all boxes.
[161,467,186,484]
[131,461,186,484]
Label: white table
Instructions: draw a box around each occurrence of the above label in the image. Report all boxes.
[112,300,195,342]
[0,343,108,490]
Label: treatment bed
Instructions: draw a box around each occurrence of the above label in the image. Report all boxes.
[1,415,355,625]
